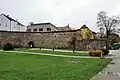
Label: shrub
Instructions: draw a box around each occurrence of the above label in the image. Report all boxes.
[89,50,104,57]
[101,49,109,55]
[3,43,14,51]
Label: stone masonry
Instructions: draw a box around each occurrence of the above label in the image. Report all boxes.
[0,30,106,51]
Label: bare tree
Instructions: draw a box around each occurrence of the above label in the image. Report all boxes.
[69,33,77,52]
[97,11,120,48]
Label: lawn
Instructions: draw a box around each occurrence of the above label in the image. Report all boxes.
[17,49,88,56]
[0,51,111,80]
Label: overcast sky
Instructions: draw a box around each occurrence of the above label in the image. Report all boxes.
[0,0,120,32]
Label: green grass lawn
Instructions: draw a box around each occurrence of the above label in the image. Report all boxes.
[0,51,111,80]
[17,49,88,56]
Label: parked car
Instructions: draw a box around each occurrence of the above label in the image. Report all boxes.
[113,43,120,50]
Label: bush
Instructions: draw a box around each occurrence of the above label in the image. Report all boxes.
[89,50,103,57]
[3,43,14,51]
[101,49,109,55]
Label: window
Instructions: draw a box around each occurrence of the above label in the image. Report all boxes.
[14,25,16,28]
[39,28,43,31]
[47,28,51,31]
[33,29,37,32]
[28,29,31,32]
[4,23,7,27]
[5,23,7,27]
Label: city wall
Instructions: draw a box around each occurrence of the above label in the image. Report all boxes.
[0,30,106,50]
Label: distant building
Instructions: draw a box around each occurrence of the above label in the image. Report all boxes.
[0,13,26,31]
[57,24,72,31]
[27,22,58,32]
[80,25,96,39]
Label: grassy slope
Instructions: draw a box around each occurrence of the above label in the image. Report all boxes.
[0,52,111,80]
[19,49,88,56]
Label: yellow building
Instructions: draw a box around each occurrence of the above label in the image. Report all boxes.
[80,25,96,39]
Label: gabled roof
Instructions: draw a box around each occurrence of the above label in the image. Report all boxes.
[1,13,24,26]
[2,13,16,22]
[80,25,88,29]
[17,22,24,26]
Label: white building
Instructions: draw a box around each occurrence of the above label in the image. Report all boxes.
[0,13,26,31]
[27,22,58,32]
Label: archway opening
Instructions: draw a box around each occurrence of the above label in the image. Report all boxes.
[28,41,34,48]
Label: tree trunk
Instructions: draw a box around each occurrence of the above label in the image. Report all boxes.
[39,47,41,50]
[53,48,54,51]
[73,42,75,52]
[106,31,109,49]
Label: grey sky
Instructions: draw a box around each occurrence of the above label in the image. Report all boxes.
[0,0,120,32]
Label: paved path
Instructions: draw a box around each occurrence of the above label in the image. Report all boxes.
[29,48,119,59]
[29,48,88,53]
[90,50,120,80]
[3,50,100,59]
[0,49,117,59]
[41,48,88,53]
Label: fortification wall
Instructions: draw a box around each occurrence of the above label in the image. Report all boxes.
[0,30,106,51]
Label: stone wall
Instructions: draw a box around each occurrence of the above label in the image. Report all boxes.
[0,30,80,49]
[0,30,106,50]
[75,39,106,51]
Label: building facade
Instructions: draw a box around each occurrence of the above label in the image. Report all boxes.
[27,22,58,32]
[0,13,26,31]
[57,24,72,31]
[80,25,96,39]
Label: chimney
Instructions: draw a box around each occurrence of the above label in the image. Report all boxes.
[29,22,34,26]
[7,15,9,17]
[66,24,69,28]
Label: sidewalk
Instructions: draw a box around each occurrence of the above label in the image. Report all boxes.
[29,48,118,58]
[90,50,120,80]
[1,49,116,59]
[31,48,89,53]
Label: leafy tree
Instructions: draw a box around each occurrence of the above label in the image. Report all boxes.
[108,33,120,45]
